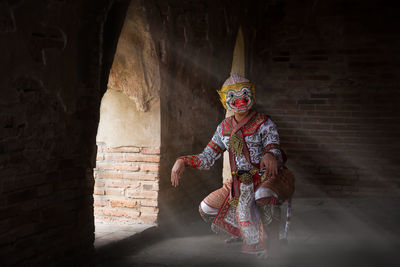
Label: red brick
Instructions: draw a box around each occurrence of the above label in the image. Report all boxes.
[106,180,140,188]
[126,189,158,199]
[105,180,125,188]
[97,162,139,171]
[139,214,157,223]
[95,180,105,187]
[102,208,140,218]
[142,184,154,191]
[141,147,160,154]
[93,199,107,207]
[123,173,158,181]
[105,146,140,153]
[104,154,124,161]
[114,163,139,171]
[96,162,115,170]
[110,199,137,208]
[96,172,123,179]
[93,188,105,195]
[105,188,125,196]
[125,154,160,162]
[140,199,158,207]
[140,207,158,214]
[140,163,159,172]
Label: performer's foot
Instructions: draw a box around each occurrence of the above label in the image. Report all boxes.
[224,236,241,243]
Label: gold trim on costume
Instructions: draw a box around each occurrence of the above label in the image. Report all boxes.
[228,197,239,207]
[229,132,244,156]
[239,172,253,185]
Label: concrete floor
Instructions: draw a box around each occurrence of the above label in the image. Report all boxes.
[95,197,400,267]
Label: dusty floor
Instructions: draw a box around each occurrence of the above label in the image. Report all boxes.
[95,224,156,248]
[95,197,400,267]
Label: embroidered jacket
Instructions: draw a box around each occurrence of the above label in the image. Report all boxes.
[179,112,282,170]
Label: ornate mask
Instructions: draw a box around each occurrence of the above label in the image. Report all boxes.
[217,74,256,113]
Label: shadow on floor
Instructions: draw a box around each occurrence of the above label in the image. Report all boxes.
[95,197,400,267]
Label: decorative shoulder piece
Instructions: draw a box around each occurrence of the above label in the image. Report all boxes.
[221,112,268,136]
[178,155,201,168]
[221,116,234,136]
[242,113,268,136]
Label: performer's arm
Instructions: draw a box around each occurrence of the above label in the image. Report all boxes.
[178,124,225,170]
[259,119,283,177]
[171,124,225,187]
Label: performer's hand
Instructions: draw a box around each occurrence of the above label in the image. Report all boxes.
[171,159,185,187]
[260,152,278,178]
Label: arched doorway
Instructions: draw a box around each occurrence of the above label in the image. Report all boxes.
[93,0,160,246]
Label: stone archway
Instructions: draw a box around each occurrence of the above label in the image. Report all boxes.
[93,0,161,241]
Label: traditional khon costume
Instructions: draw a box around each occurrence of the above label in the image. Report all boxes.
[177,73,295,255]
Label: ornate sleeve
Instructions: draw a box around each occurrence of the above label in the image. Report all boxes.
[259,118,283,164]
[178,124,226,170]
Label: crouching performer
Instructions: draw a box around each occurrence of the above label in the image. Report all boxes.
[171,73,295,258]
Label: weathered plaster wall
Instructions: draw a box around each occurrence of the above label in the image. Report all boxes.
[98,0,161,148]
[95,0,161,225]
[108,0,160,112]
[96,90,160,147]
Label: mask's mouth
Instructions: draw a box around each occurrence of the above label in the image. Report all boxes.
[232,98,249,108]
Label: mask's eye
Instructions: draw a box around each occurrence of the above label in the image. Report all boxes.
[229,92,234,98]
[243,91,248,95]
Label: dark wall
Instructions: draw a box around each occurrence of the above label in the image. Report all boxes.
[144,0,241,229]
[0,0,128,265]
[247,0,400,197]
[149,0,400,230]
[1,0,399,265]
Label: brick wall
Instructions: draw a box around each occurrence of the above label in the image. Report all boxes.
[264,91,399,197]
[0,0,127,265]
[249,0,400,197]
[2,1,399,265]
[94,143,159,225]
